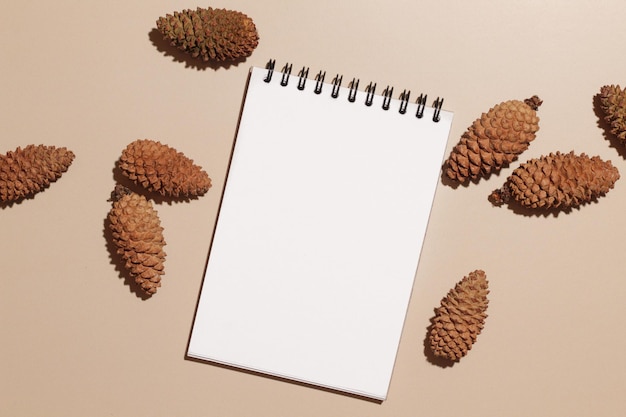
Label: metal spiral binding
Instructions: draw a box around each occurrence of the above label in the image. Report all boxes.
[280,63,292,87]
[399,90,410,114]
[416,93,427,119]
[264,59,276,83]
[348,78,359,103]
[365,82,376,106]
[331,74,343,98]
[432,97,444,122]
[264,60,444,122]
[314,70,325,94]
[297,67,309,90]
[382,86,394,111]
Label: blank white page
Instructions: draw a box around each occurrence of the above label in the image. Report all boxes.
[188,65,453,400]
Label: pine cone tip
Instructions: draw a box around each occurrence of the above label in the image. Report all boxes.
[524,95,543,110]
[488,186,510,206]
[109,184,132,202]
[600,84,620,96]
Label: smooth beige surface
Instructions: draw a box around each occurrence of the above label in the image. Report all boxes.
[2,1,626,416]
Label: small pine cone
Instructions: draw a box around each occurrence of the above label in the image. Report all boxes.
[0,144,74,202]
[445,96,542,183]
[119,139,212,198]
[489,151,620,210]
[599,85,626,142]
[108,186,166,295]
[429,270,489,362]
[156,7,259,62]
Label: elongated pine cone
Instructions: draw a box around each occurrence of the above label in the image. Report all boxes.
[599,85,626,142]
[445,96,542,183]
[429,270,489,362]
[119,139,212,198]
[0,144,74,202]
[108,186,166,295]
[156,7,259,62]
[489,151,619,210]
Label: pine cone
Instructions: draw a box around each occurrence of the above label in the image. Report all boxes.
[445,96,542,183]
[156,7,259,62]
[0,144,74,202]
[119,139,212,198]
[108,186,166,295]
[489,151,619,210]
[599,84,626,142]
[429,270,489,362]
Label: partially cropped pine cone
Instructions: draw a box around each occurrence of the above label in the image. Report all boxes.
[445,96,542,183]
[108,186,166,295]
[0,144,74,202]
[429,270,489,362]
[599,85,626,142]
[156,7,259,62]
[489,151,620,210]
[119,139,212,198]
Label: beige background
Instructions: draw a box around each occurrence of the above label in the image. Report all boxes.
[2,1,626,416]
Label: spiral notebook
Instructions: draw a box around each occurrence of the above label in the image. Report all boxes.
[188,61,454,400]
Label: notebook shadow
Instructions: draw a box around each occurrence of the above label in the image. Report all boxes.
[184,355,384,404]
[148,28,250,71]
[183,262,382,403]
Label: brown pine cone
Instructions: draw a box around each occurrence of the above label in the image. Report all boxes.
[445,96,542,183]
[108,186,166,295]
[429,270,489,362]
[119,139,212,198]
[489,151,620,210]
[0,144,75,202]
[156,7,259,62]
[599,84,626,142]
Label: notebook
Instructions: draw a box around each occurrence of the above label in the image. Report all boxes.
[187,60,454,400]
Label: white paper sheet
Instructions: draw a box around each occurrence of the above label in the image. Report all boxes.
[188,65,453,400]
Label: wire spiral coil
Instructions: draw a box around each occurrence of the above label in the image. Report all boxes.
[263,59,443,122]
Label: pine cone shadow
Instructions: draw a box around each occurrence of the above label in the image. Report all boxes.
[423,314,456,368]
[102,204,153,301]
[0,196,31,209]
[148,28,250,71]
[489,192,602,218]
[491,199,566,217]
[0,181,67,208]
[593,93,626,159]
[439,161,507,189]
[439,165,462,189]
